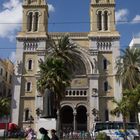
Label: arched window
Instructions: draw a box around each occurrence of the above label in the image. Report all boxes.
[25,109,29,121]
[34,12,39,31]
[103,59,107,70]
[27,12,33,31]
[105,109,109,121]
[107,0,110,3]
[104,11,108,30]
[26,82,31,92]
[96,0,99,3]
[97,11,102,30]
[104,81,108,92]
[28,59,33,70]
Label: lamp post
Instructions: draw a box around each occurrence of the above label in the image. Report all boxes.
[29,115,34,127]
[92,108,100,121]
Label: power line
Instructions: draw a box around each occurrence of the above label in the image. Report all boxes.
[0,20,139,24]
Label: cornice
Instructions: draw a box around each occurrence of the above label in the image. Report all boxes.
[91,3,115,7]
[49,32,88,39]
[23,5,47,9]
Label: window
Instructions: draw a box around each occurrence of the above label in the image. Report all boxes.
[105,110,109,121]
[96,0,99,3]
[9,75,12,83]
[103,59,107,70]
[107,0,110,3]
[25,109,29,121]
[5,71,8,81]
[104,11,108,30]
[28,59,33,70]
[26,82,31,92]
[105,109,109,121]
[34,12,39,31]
[28,0,31,4]
[8,89,11,97]
[104,81,108,92]
[0,68,3,75]
[97,11,102,30]
[27,12,33,31]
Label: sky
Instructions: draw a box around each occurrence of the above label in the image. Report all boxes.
[0,0,140,62]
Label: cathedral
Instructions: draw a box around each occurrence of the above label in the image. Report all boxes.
[12,0,122,131]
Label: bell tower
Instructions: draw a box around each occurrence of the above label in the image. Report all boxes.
[88,0,122,128]
[90,0,117,34]
[21,0,48,35]
[12,0,49,126]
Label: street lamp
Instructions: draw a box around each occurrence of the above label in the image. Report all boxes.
[92,108,100,121]
[28,115,34,127]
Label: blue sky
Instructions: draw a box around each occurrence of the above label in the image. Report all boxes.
[0,0,140,62]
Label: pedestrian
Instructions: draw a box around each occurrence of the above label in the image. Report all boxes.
[39,127,50,140]
[51,129,59,140]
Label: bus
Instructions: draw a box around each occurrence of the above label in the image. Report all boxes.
[92,122,139,140]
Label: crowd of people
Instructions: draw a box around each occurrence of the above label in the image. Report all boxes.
[4,124,59,140]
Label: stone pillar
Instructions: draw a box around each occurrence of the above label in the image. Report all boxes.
[56,110,60,136]
[101,13,104,31]
[73,109,77,131]
[86,112,90,130]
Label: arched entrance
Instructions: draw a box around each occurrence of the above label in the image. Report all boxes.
[60,106,73,130]
[76,106,87,131]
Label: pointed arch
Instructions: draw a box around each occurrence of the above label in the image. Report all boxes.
[104,81,108,92]
[97,11,102,30]
[27,12,33,31]
[28,59,33,70]
[104,11,108,30]
[25,108,29,121]
[34,12,39,31]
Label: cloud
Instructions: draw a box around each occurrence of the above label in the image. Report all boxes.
[0,0,55,41]
[131,15,140,24]
[0,0,22,41]
[115,9,129,23]
[48,4,55,12]
[9,51,16,63]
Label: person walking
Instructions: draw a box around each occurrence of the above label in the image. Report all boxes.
[51,129,59,140]
[39,127,50,140]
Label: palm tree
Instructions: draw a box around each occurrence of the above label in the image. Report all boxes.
[37,35,77,103]
[37,35,77,135]
[116,48,140,90]
[123,85,140,136]
[47,34,77,64]
[37,57,71,107]
[115,48,140,138]
[0,97,10,117]
[111,98,130,140]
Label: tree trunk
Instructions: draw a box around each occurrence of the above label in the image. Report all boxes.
[122,116,127,140]
[56,100,61,138]
[135,111,140,139]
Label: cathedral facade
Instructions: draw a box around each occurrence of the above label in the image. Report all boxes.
[12,0,122,131]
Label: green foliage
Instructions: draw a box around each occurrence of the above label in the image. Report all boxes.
[96,132,109,140]
[0,97,10,117]
[116,48,140,90]
[111,98,130,117]
[123,85,140,115]
[37,35,77,107]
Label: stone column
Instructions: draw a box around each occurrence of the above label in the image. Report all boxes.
[86,112,90,130]
[73,109,77,131]
[56,110,60,136]
[101,13,104,31]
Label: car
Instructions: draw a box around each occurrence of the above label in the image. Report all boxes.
[0,129,5,137]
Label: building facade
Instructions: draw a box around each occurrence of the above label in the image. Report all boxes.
[12,0,122,131]
[129,38,140,49]
[0,59,14,98]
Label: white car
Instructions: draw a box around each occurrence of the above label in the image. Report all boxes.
[0,129,5,137]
